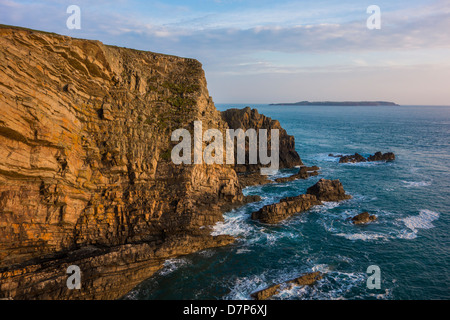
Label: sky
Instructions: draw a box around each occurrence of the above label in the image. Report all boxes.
[1,0,450,105]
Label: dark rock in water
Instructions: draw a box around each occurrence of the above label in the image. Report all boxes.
[351,212,377,224]
[221,107,303,173]
[238,172,274,188]
[339,153,367,163]
[251,194,321,224]
[367,152,395,161]
[306,178,352,202]
[252,178,351,223]
[251,271,323,300]
[274,166,320,183]
[337,152,395,163]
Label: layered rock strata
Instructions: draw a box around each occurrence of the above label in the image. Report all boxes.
[0,26,255,299]
[274,166,320,183]
[251,194,321,224]
[238,172,273,188]
[251,179,351,224]
[221,107,303,173]
[306,178,352,202]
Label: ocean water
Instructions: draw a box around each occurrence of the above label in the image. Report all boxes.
[124,104,450,300]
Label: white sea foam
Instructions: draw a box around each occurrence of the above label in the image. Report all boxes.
[272,269,367,300]
[398,209,440,239]
[334,232,389,241]
[341,161,391,167]
[349,194,378,202]
[158,257,190,276]
[224,263,372,300]
[402,180,432,188]
[271,170,296,180]
[313,153,342,162]
[224,273,270,300]
[318,206,401,242]
[310,201,341,213]
[236,248,252,254]
[212,205,295,246]
[211,211,251,237]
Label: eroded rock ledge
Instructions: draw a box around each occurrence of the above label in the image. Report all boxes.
[221,107,303,174]
[0,26,266,300]
[251,194,321,224]
[350,212,377,224]
[251,179,351,224]
[250,271,323,300]
[329,152,396,163]
[306,178,352,202]
[274,166,320,183]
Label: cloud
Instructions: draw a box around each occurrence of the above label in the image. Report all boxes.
[2,0,450,57]
[1,0,450,104]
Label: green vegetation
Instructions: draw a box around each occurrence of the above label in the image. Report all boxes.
[162,82,200,95]
[166,96,196,109]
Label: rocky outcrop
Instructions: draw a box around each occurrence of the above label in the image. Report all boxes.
[351,212,377,224]
[0,234,234,300]
[275,166,319,183]
[251,194,321,224]
[338,153,367,163]
[250,271,323,300]
[0,26,256,299]
[330,152,395,163]
[221,107,303,173]
[306,179,352,202]
[238,172,274,188]
[252,179,351,224]
[367,152,395,162]
[238,165,319,188]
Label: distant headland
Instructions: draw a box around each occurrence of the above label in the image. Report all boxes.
[269,101,400,106]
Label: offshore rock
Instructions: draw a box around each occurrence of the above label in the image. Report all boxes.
[221,107,303,173]
[306,179,352,202]
[250,272,323,300]
[251,194,321,224]
[275,166,320,183]
[252,179,351,224]
[351,212,377,224]
[336,152,395,163]
[238,172,274,188]
[0,25,251,299]
[367,152,395,162]
[338,153,367,163]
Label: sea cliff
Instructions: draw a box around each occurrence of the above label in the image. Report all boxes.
[0,26,251,299]
[0,26,300,299]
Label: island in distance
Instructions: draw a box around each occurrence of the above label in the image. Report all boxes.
[270,101,399,106]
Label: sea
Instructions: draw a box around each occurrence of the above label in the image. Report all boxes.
[123,104,450,300]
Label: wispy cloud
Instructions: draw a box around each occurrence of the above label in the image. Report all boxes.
[1,0,449,104]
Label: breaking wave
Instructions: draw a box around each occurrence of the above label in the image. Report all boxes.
[402,180,432,188]
[398,209,440,239]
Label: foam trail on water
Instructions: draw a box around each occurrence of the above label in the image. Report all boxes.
[334,232,390,241]
[398,209,440,239]
[402,180,432,188]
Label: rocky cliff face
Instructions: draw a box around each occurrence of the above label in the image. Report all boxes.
[0,26,251,299]
[221,107,303,173]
